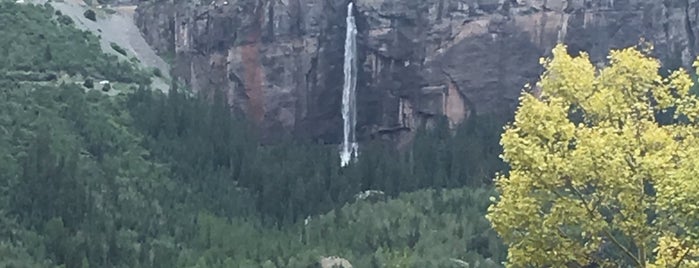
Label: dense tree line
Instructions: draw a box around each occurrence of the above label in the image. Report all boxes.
[0,81,506,267]
[125,85,506,224]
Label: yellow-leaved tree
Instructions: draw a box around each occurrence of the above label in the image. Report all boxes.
[486,44,699,267]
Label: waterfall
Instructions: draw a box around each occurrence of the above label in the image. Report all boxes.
[340,2,358,167]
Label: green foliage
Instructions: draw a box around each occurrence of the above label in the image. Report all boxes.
[0,2,150,84]
[152,67,163,77]
[83,78,94,88]
[83,9,95,21]
[180,187,504,267]
[0,82,174,267]
[0,76,506,267]
[0,71,57,81]
[0,81,504,267]
[110,42,127,56]
[125,87,505,224]
[691,74,699,96]
[56,14,72,25]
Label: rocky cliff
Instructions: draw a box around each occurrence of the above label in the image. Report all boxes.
[135,0,699,143]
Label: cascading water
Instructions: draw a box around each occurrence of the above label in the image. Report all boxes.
[340,2,358,167]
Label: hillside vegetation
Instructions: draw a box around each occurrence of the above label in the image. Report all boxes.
[0,1,150,85]
[0,2,507,267]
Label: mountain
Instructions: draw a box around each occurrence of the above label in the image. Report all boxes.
[135,0,699,143]
[0,2,506,267]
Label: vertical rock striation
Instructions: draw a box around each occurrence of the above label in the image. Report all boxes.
[135,0,699,143]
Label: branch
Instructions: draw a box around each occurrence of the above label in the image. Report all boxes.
[625,154,648,265]
[673,245,692,268]
[542,182,609,267]
[568,184,644,267]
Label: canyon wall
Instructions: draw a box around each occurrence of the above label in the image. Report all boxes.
[135,0,699,143]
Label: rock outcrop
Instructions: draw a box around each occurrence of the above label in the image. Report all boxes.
[135,0,699,143]
[319,256,353,268]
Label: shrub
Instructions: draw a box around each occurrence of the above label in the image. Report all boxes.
[152,68,162,77]
[110,42,127,56]
[101,82,111,91]
[43,73,58,81]
[83,79,94,88]
[57,14,73,25]
[83,9,96,21]
[3,72,58,81]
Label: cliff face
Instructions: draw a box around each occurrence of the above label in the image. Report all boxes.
[135,0,699,143]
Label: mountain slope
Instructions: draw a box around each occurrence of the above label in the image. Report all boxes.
[28,0,170,91]
[0,2,506,267]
